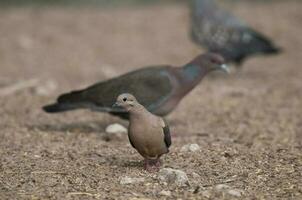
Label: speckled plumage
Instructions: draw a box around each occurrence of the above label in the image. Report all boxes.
[190,0,281,65]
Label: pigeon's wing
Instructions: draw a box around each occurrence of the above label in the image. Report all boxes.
[58,66,174,114]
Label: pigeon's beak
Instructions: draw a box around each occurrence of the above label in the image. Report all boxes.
[219,64,230,73]
[112,102,120,108]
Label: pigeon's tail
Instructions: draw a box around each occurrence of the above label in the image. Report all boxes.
[43,103,78,113]
[43,90,86,113]
[250,30,282,55]
[263,45,282,54]
[57,90,84,103]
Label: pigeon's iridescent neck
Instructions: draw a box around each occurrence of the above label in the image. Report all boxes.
[182,64,208,83]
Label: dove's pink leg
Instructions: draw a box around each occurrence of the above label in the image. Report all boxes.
[144,159,153,172]
[144,159,160,172]
[155,159,162,168]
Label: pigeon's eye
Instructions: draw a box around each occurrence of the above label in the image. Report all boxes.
[123,97,127,102]
[211,58,218,63]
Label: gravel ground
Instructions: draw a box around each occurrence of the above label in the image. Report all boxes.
[0,1,302,199]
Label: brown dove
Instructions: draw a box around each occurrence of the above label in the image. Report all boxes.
[113,93,171,172]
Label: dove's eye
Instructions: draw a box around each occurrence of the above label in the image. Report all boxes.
[123,97,127,102]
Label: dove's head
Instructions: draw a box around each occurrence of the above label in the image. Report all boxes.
[113,93,139,112]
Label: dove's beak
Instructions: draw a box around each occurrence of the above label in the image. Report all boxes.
[219,64,230,73]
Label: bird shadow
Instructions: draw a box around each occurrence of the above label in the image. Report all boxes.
[99,154,142,170]
[29,121,109,134]
[120,160,142,169]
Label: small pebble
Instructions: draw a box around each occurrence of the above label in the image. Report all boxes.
[228,189,243,197]
[158,168,189,187]
[120,176,145,185]
[192,172,200,179]
[215,184,230,190]
[106,123,127,134]
[33,79,57,96]
[180,144,200,152]
[202,190,211,198]
[104,123,127,141]
[158,190,171,196]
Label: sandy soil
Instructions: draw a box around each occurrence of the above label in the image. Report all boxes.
[0,1,302,199]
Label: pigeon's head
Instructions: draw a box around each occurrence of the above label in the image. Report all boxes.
[113,93,139,111]
[191,53,230,73]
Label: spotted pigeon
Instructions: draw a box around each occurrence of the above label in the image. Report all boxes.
[190,0,281,65]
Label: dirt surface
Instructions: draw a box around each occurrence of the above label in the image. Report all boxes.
[0,1,302,199]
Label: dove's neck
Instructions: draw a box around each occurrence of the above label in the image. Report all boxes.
[129,104,150,120]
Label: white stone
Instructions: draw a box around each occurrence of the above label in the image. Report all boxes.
[119,176,145,185]
[192,172,200,179]
[227,189,243,197]
[180,144,201,152]
[129,198,151,200]
[202,190,211,198]
[18,35,34,50]
[158,168,189,187]
[104,123,127,141]
[106,123,127,134]
[215,184,230,190]
[33,79,57,96]
[158,190,171,196]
